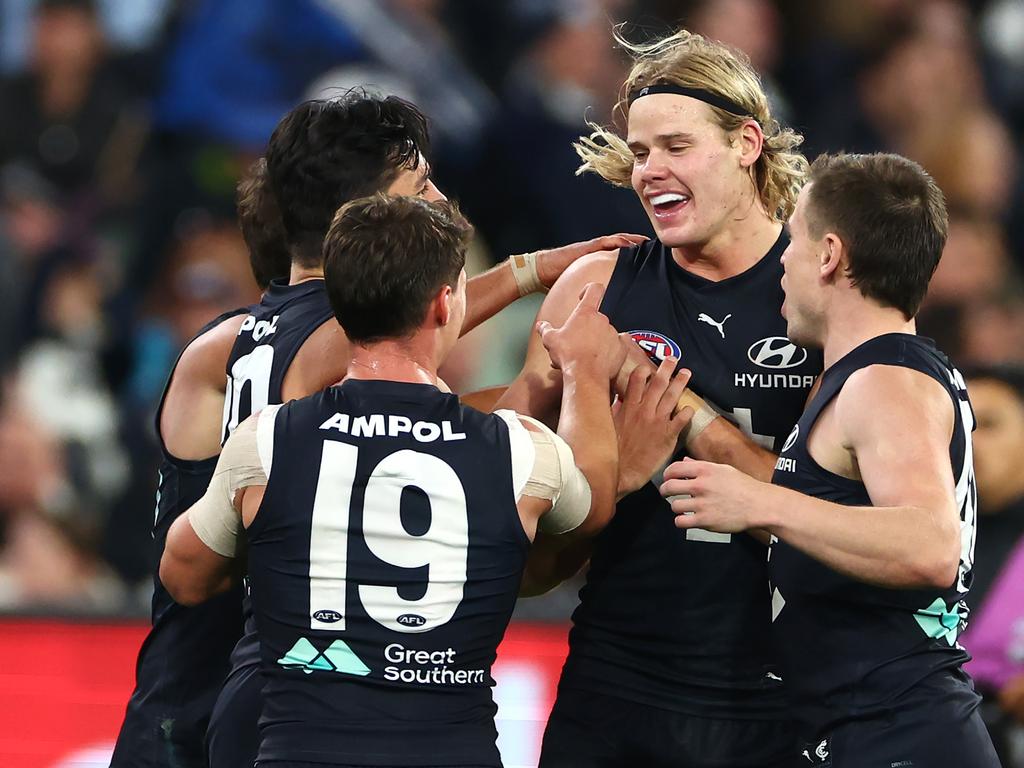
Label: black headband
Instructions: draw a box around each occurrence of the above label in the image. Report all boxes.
[627,83,750,117]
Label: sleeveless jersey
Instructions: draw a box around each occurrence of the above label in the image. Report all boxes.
[560,234,822,718]
[112,307,250,768]
[769,333,979,735]
[222,278,335,674]
[247,381,530,766]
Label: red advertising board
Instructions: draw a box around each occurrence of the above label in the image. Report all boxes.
[0,619,568,768]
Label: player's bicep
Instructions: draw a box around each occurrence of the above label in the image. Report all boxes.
[161,314,245,460]
[839,367,956,513]
[494,251,617,423]
[160,513,237,606]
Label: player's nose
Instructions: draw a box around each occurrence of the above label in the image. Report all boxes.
[424,181,447,202]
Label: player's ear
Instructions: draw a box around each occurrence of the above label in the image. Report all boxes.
[434,284,454,328]
[819,233,844,281]
[736,119,764,169]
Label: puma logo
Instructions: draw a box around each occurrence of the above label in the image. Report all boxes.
[697,312,732,338]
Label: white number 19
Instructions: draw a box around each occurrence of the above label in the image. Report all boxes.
[309,441,469,633]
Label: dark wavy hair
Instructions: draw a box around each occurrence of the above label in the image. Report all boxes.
[236,158,290,290]
[265,91,430,266]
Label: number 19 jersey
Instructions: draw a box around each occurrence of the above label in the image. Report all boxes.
[561,235,822,719]
[248,380,531,766]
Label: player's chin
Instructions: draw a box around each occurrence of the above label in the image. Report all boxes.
[784,317,813,349]
[652,221,698,249]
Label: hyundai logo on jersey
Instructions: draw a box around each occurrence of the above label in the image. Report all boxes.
[747,337,809,369]
[629,330,682,363]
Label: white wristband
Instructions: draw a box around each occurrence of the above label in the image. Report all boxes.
[509,252,547,296]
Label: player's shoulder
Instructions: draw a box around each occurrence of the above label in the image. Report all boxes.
[838,362,952,434]
[552,248,620,291]
[490,408,558,439]
[173,309,249,385]
[540,247,625,323]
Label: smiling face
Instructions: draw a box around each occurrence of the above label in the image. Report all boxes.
[627,94,754,250]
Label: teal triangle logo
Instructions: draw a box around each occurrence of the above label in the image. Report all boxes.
[913,597,962,646]
[278,637,320,674]
[323,639,371,676]
[276,637,370,676]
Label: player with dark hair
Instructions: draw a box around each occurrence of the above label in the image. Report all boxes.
[661,152,999,766]
[160,194,624,768]
[112,89,642,768]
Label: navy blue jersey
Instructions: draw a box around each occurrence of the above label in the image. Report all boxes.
[247,381,530,766]
[222,278,334,441]
[112,307,250,768]
[769,333,979,735]
[223,278,335,675]
[559,234,822,719]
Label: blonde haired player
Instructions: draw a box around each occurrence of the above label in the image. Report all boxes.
[498,27,821,767]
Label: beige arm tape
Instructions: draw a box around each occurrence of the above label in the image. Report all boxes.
[515,415,593,535]
[188,414,269,557]
[509,252,548,296]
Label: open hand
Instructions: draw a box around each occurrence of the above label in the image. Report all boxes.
[614,357,694,497]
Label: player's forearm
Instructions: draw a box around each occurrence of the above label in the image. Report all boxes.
[519,534,592,596]
[688,418,777,481]
[494,367,562,428]
[462,261,521,335]
[558,366,617,535]
[756,487,960,589]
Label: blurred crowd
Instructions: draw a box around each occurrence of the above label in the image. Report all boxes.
[0,0,1023,626]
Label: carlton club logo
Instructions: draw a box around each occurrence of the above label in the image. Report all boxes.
[747,337,808,369]
[629,330,682,364]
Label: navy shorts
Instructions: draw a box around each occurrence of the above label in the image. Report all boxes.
[539,687,797,768]
[207,662,262,768]
[797,693,999,768]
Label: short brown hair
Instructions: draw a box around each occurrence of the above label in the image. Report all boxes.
[805,153,948,319]
[323,194,472,344]
[236,158,290,290]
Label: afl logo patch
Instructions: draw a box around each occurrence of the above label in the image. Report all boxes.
[781,425,799,453]
[312,609,342,624]
[747,337,808,369]
[397,614,426,628]
[629,330,682,363]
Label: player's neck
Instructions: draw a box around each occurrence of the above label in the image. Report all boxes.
[289,263,324,284]
[821,302,916,370]
[345,341,440,387]
[670,216,781,282]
